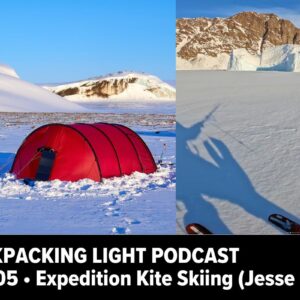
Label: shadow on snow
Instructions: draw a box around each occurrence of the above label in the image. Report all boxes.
[177,107,300,234]
[0,153,15,176]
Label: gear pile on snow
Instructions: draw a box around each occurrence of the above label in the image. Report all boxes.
[11,123,157,182]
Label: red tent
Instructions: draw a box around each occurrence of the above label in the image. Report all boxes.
[11,123,157,182]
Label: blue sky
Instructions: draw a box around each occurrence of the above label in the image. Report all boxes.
[0,0,175,83]
[177,0,300,27]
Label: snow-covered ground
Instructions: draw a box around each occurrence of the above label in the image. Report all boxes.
[177,70,300,234]
[74,99,175,115]
[0,112,175,234]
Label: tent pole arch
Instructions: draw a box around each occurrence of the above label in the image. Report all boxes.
[65,125,102,180]
[88,124,123,176]
[104,123,144,172]
[112,123,157,169]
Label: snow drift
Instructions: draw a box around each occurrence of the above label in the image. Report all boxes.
[0,64,86,112]
[0,64,19,78]
[43,72,176,101]
[229,45,300,71]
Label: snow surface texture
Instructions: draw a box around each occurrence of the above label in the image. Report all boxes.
[177,70,300,234]
[43,72,176,100]
[178,45,300,72]
[0,113,175,234]
[81,100,175,115]
[0,64,87,112]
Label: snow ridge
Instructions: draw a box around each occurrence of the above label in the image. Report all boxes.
[0,64,19,78]
[0,64,87,112]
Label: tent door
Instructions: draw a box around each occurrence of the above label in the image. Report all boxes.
[35,148,56,181]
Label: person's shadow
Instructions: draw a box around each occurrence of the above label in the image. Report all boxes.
[177,107,300,234]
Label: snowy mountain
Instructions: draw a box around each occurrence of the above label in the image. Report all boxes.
[0,64,86,112]
[177,12,300,71]
[43,72,176,100]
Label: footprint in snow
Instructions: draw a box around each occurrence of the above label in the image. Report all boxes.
[111,227,131,234]
[105,211,120,217]
[124,218,141,225]
[102,199,117,207]
[107,207,120,211]
[80,184,92,191]
[117,195,133,202]
[104,207,120,217]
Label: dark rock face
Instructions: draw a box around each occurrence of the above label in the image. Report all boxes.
[57,87,79,97]
[87,80,128,98]
[56,78,139,98]
[177,12,300,61]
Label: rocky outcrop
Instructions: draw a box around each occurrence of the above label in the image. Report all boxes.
[57,87,79,97]
[177,12,300,69]
[84,78,137,98]
[44,72,176,100]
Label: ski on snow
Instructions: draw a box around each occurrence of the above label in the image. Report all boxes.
[186,214,300,234]
[268,214,300,234]
[186,223,212,235]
